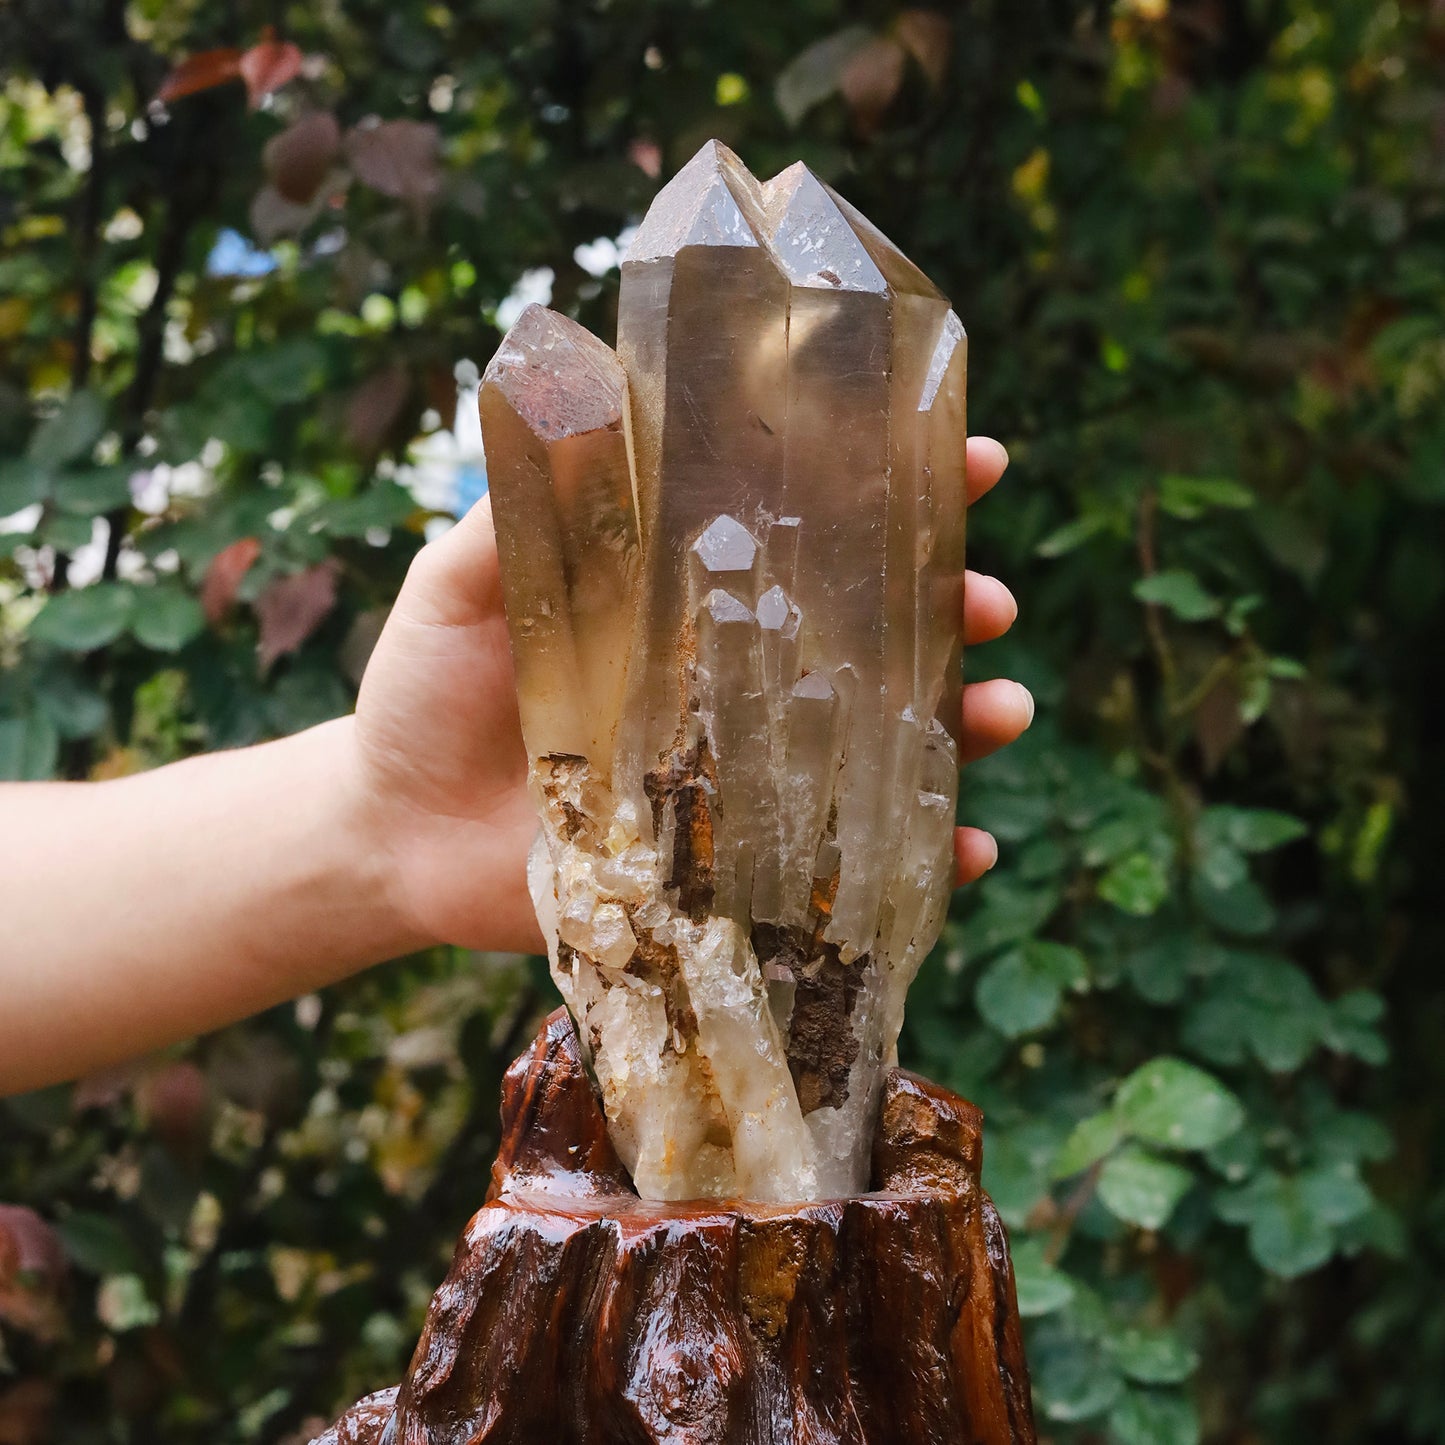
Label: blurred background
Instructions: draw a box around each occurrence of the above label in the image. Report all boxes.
[1,1,1442,1441]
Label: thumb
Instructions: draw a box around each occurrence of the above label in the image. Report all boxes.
[395,495,505,633]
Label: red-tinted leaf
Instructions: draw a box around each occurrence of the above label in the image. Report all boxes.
[894,10,953,89]
[264,111,341,204]
[345,119,442,205]
[137,1062,210,1159]
[839,36,906,134]
[0,1205,66,1343]
[345,366,410,453]
[1195,672,1246,774]
[202,536,262,624]
[238,39,304,107]
[156,48,243,105]
[0,1206,64,1284]
[628,138,662,179]
[256,561,339,669]
[248,184,314,245]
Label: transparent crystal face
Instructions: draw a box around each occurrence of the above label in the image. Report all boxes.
[482,140,967,1202]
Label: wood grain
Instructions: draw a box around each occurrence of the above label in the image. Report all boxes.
[312,1008,1036,1445]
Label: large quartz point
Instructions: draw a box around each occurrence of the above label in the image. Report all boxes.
[481,140,967,1202]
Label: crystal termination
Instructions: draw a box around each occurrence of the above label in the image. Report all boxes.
[482,140,967,1201]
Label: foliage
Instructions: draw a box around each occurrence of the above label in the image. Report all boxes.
[1,1,1442,1441]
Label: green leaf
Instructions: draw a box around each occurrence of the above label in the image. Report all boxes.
[773,26,872,126]
[1199,806,1308,853]
[1031,939,1089,986]
[1132,569,1220,621]
[34,664,109,739]
[1124,938,1191,1005]
[1108,1388,1201,1445]
[1158,474,1254,519]
[241,339,329,403]
[1190,872,1276,936]
[1247,1191,1334,1278]
[1114,1058,1244,1151]
[1324,990,1389,1064]
[130,585,206,652]
[313,481,417,538]
[1307,1107,1393,1167]
[28,584,136,652]
[977,949,1059,1037]
[1036,1338,1125,1423]
[976,940,1085,1038]
[1215,1171,1335,1278]
[0,456,48,514]
[0,713,60,780]
[41,510,96,550]
[1036,513,1107,557]
[1298,1162,1372,1226]
[28,389,106,468]
[1098,852,1170,916]
[1098,1146,1193,1230]
[1194,837,1247,892]
[958,877,1060,954]
[58,1211,145,1276]
[1105,1328,1199,1386]
[1185,954,1331,1073]
[1054,1111,1124,1178]
[1010,1239,1076,1317]
[983,1122,1064,1228]
[52,465,134,514]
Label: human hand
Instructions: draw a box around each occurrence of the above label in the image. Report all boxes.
[349,436,1030,955]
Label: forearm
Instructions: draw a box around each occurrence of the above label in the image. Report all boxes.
[0,717,429,1096]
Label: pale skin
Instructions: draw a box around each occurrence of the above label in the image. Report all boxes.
[0,438,1031,1097]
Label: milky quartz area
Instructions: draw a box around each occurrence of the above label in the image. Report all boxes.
[480,141,967,1202]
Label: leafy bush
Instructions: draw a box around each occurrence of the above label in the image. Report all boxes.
[2,1,1442,1441]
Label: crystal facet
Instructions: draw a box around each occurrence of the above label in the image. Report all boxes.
[482,141,967,1201]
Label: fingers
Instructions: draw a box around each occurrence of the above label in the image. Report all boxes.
[399,495,504,631]
[963,571,1017,645]
[966,436,1009,505]
[954,827,999,886]
[959,678,1034,765]
[953,676,1033,888]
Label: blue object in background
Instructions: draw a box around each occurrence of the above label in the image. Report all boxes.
[455,460,489,516]
[206,229,279,278]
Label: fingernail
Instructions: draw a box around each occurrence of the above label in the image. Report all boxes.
[984,833,999,871]
[1017,683,1036,726]
[1000,581,1019,626]
[979,436,1009,467]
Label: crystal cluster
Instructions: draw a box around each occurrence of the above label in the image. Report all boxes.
[481,141,967,1201]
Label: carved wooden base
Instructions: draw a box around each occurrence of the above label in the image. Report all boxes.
[313,1010,1036,1445]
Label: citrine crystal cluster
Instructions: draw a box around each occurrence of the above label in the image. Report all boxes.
[481,141,967,1202]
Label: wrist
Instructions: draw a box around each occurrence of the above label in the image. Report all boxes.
[315,715,443,961]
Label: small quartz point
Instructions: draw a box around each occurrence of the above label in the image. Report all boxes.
[482,140,967,1202]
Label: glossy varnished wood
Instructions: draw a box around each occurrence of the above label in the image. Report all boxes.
[315,1009,1036,1445]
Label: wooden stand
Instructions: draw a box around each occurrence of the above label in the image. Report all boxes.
[313,1010,1036,1445]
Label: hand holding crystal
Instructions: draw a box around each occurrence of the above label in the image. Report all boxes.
[350,441,1029,953]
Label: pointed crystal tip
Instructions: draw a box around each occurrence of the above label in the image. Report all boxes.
[623,140,762,264]
[692,514,759,574]
[702,589,755,625]
[792,671,835,701]
[755,584,792,630]
[761,163,887,294]
[482,305,626,441]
